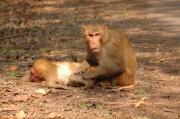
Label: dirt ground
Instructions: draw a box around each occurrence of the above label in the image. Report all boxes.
[0,0,179,119]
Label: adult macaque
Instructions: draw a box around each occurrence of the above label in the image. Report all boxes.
[30,59,94,88]
[76,24,137,87]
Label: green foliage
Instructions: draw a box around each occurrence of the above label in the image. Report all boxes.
[134,87,144,95]
[0,48,24,58]
[7,71,18,79]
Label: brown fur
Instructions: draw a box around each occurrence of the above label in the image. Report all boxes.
[81,24,137,86]
[31,59,94,88]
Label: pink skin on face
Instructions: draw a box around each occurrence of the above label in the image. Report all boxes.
[86,33,101,53]
[30,68,44,82]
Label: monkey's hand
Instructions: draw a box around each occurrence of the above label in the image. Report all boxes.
[72,64,99,80]
[82,67,98,80]
[69,74,94,88]
[74,70,85,76]
[73,61,89,76]
[69,74,83,81]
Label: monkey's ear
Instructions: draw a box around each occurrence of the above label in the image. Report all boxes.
[81,25,86,33]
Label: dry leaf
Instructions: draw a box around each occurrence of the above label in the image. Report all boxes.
[141,97,148,100]
[16,110,26,119]
[135,100,145,108]
[48,112,57,118]
[9,65,18,71]
[13,95,29,102]
[35,88,48,95]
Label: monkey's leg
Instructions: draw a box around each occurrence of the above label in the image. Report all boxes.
[46,80,71,90]
[47,83,72,90]
[115,72,135,86]
[106,72,135,91]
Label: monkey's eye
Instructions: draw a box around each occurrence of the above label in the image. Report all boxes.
[94,33,100,36]
[88,34,94,37]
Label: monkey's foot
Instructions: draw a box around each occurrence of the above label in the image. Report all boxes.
[107,85,134,92]
[48,84,72,90]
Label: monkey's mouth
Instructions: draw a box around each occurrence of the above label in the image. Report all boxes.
[91,48,99,53]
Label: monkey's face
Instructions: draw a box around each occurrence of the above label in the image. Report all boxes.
[30,68,44,82]
[83,24,106,53]
[85,32,101,53]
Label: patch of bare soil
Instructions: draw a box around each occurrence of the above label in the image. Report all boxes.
[0,0,179,119]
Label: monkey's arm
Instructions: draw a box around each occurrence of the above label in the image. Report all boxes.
[83,64,123,80]
[83,48,125,80]
[72,61,90,75]
[78,61,90,71]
